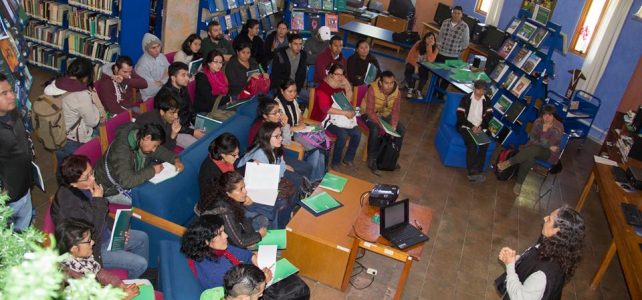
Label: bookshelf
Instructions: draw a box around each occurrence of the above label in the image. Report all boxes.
[486,7,565,149]
[21,0,149,78]
[197,0,282,41]
[283,0,345,35]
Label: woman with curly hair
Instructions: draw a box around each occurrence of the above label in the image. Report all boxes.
[495,206,585,300]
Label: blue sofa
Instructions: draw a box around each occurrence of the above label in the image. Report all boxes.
[159,240,203,300]
[434,92,496,170]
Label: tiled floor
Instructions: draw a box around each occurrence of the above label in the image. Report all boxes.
[26,46,630,299]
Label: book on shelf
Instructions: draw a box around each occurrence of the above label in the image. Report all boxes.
[291,12,304,30]
[335,0,347,11]
[308,0,322,10]
[239,7,249,23]
[511,47,532,68]
[516,22,537,41]
[489,62,509,82]
[331,92,354,111]
[501,71,518,90]
[319,173,348,192]
[497,38,516,59]
[224,15,233,29]
[301,191,343,216]
[265,0,274,15]
[270,0,278,11]
[307,15,320,32]
[496,126,512,144]
[529,27,548,48]
[257,1,267,17]
[325,14,338,32]
[506,18,521,34]
[521,53,541,74]
[0,38,19,72]
[322,0,333,10]
[466,128,491,145]
[227,0,237,9]
[532,4,551,25]
[291,0,308,8]
[249,3,259,19]
[510,75,531,98]
[494,94,512,114]
[487,84,499,100]
[505,100,526,124]
[488,117,503,137]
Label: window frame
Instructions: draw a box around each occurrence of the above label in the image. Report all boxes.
[570,0,610,57]
[475,0,491,16]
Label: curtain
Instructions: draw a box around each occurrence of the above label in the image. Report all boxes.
[485,0,505,26]
[578,0,633,93]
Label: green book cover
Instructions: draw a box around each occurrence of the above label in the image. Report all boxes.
[301,191,341,214]
[189,58,203,75]
[269,258,299,287]
[331,92,354,111]
[195,114,222,132]
[322,0,334,10]
[257,229,287,249]
[444,59,467,69]
[107,209,132,251]
[132,284,154,300]
[363,63,378,85]
[466,128,491,145]
[319,172,347,192]
[421,62,449,70]
[378,116,401,137]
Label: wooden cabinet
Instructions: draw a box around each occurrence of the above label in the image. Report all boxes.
[372,15,407,54]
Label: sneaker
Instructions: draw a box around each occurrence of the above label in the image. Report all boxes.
[414,89,423,99]
[513,183,522,195]
[406,88,415,99]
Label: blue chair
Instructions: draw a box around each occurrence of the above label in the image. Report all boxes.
[159,240,203,300]
[306,65,315,88]
[434,92,496,170]
[341,47,355,59]
[534,133,570,203]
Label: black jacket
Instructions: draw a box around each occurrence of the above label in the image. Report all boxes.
[52,186,112,263]
[270,47,307,92]
[134,109,176,151]
[0,111,33,202]
[225,57,260,97]
[155,83,194,135]
[264,31,289,64]
[198,157,224,199]
[456,93,493,130]
[233,33,266,68]
[346,53,381,86]
[196,199,261,248]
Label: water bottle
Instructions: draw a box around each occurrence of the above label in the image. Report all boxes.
[355,107,361,117]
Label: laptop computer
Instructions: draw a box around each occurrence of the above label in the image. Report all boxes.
[380,199,429,250]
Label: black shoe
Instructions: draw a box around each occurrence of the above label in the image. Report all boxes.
[368,159,381,176]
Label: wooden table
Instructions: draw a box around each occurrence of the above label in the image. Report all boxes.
[341,202,432,300]
[575,161,642,298]
[282,171,374,289]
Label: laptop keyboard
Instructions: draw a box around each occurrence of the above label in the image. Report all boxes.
[391,226,422,242]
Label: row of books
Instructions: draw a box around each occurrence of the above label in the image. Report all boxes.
[68,0,117,15]
[505,18,549,48]
[68,33,119,63]
[492,94,526,124]
[290,0,347,11]
[68,9,120,40]
[24,21,68,49]
[491,67,532,98]
[497,43,544,75]
[290,12,338,32]
[22,0,69,26]
[28,44,67,71]
[207,0,276,13]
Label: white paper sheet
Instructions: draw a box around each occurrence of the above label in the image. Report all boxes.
[257,245,277,273]
[244,163,280,206]
[593,155,618,166]
[149,162,179,184]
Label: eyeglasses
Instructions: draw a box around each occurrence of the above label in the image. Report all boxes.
[225,152,240,157]
[212,60,224,64]
[271,134,283,139]
[77,170,95,182]
[77,239,92,245]
[268,109,283,115]
[332,73,344,77]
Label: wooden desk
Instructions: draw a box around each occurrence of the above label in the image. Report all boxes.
[342,202,432,300]
[282,171,374,289]
[575,162,642,298]
[421,21,490,62]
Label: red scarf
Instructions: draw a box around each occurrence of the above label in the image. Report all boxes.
[214,249,240,266]
[202,67,228,96]
[211,156,235,173]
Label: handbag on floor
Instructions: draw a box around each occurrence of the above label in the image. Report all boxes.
[206,95,235,121]
[376,134,401,171]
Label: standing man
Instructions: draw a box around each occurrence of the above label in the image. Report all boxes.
[436,6,469,98]
[269,32,307,92]
[361,71,404,173]
[456,80,492,183]
[200,21,235,62]
[0,73,33,230]
[314,36,347,84]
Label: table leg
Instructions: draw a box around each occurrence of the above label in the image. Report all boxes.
[576,168,596,211]
[343,30,348,45]
[341,238,362,291]
[393,258,414,300]
[590,239,616,289]
[421,71,437,103]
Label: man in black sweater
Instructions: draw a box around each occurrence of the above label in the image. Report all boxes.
[0,73,34,231]
[269,33,307,93]
[136,93,181,151]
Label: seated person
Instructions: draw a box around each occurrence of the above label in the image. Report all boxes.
[199,133,240,198]
[496,206,585,299]
[135,93,181,151]
[248,97,314,181]
[94,123,184,205]
[303,26,331,66]
[155,62,205,148]
[362,71,404,173]
[233,19,266,68]
[180,215,310,298]
[404,32,438,99]
[225,43,267,99]
[269,33,307,93]
[310,63,360,168]
[456,80,492,183]
[96,55,148,116]
[195,172,269,248]
[174,34,202,64]
[237,122,298,227]
[200,20,235,62]
[135,33,169,100]
[497,105,564,195]
[53,155,150,278]
[346,39,381,87]
[55,218,140,299]
[195,50,229,114]
[314,36,347,84]
[263,21,289,65]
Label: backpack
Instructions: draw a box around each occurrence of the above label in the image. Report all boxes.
[31,93,80,150]
[376,134,401,171]
[494,149,519,181]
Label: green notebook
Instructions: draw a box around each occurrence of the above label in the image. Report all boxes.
[319,173,347,192]
[132,284,154,300]
[257,229,287,249]
[269,258,299,287]
[301,191,343,216]
[363,63,378,85]
[445,59,468,69]
[107,209,132,251]
[378,117,401,137]
[331,92,354,111]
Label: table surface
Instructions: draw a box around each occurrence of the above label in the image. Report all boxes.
[340,21,413,48]
[422,63,475,94]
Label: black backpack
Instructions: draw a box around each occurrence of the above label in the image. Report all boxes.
[392,31,420,45]
[494,149,519,181]
[376,135,401,171]
[262,275,310,300]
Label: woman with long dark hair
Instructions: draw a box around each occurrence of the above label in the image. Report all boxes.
[346,39,381,86]
[233,19,266,67]
[496,206,585,299]
[404,32,438,99]
[174,33,203,64]
[225,42,267,98]
[195,50,229,113]
[199,132,240,197]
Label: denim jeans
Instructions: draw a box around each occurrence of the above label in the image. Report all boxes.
[284,155,313,179]
[304,149,326,182]
[245,203,272,230]
[101,229,149,279]
[326,125,361,166]
[8,190,32,231]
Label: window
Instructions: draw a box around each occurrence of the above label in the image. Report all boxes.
[571,0,610,56]
[475,0,493,16]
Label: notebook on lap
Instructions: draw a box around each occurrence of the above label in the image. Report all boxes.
[380,199,429,250]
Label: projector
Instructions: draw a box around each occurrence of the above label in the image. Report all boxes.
[369,184,400,207]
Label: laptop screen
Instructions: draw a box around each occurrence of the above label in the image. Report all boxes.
[383,200,407,230]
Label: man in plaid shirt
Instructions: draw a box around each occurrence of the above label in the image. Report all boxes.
[435,5,469,98]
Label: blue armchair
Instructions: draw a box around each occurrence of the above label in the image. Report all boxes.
[159,240,203,300]
[434,92,496,170]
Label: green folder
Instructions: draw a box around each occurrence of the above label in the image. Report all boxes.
[319,173,348,192]
[301,192,343,216]
[363,63,378,85]
[378,117,401,137]
[107,209,132,251]
[195,114,223,132]
[420,62,449,70]
[445,59,468,68]
[257,229,287,249]
[269,258,299,287]
[331,92,354,111]
[132,284,154,300]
